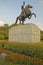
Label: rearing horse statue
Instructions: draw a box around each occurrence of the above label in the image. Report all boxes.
[15,2,36,24]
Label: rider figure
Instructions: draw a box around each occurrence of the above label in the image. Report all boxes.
[21,1,26,17]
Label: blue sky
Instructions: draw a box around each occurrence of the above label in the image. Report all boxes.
[0,0,43,30]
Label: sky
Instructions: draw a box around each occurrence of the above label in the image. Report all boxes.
[0,0,43,30]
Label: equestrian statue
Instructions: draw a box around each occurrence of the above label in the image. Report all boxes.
[15,1,36,24]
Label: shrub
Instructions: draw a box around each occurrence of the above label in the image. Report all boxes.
[0,34,5,40]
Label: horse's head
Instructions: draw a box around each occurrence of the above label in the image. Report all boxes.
[27,4,33,8]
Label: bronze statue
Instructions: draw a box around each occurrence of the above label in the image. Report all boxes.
[15,1,36,24]
[21,1,25,14]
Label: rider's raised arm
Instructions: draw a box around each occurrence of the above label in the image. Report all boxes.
[21,1,25,10]
[23,1,25,6]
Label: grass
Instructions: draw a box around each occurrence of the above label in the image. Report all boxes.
[0,60,19,65]
[0,41,43,58]
[0,40,43,65]
[4,41,43,58]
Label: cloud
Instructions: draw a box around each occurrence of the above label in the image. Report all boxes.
[0,21,5,26]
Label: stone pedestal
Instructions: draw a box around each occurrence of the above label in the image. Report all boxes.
[9,23,40,42]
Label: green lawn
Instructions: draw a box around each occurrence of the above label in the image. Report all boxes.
[0,41,43,65]
[0,41,43,59]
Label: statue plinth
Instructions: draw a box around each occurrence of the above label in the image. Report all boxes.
[9,23,40,42]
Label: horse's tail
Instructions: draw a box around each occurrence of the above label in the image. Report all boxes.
[15,17,19,24]
[32,13,36,18]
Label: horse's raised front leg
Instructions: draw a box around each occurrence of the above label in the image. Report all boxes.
[28,16,31,19]
[32,13,36,18]
[15,17,18,24]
